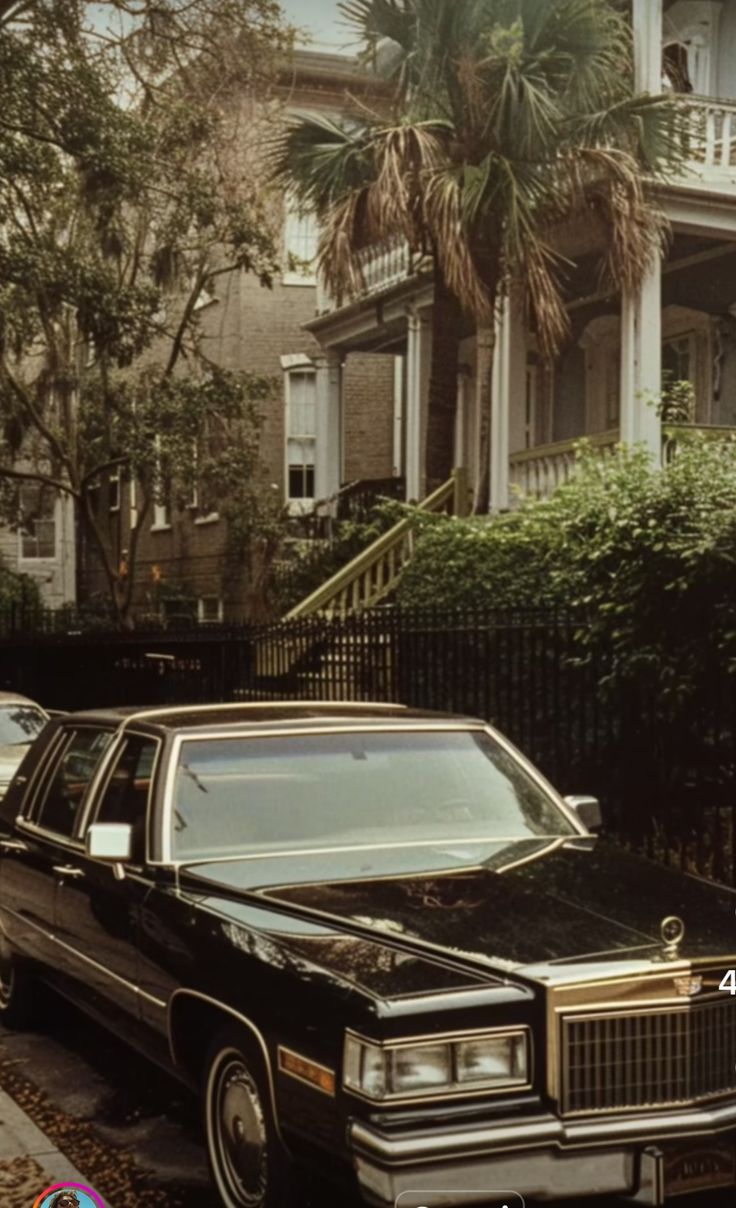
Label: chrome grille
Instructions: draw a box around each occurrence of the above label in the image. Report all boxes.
[562,999,736,1114]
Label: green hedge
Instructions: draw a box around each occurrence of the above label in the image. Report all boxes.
[399,438,736,699]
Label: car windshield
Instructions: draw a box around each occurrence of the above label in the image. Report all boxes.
[172,729,575,861]
[0,704,46,746]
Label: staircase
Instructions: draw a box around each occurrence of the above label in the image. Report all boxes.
[285,468,470,621]
[255,469,470,689]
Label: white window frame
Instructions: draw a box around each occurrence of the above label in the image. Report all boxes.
[579,314,622,434]
[109,470,121,512]
[283,358,317,515]
[283,194,319,287]
[18,484,59,563]
[663,2,723,96]
[151,437,172,531]
[188,439,220,526]
[197,596,223,624]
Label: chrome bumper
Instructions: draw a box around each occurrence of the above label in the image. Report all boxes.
[349,1097,736,1205]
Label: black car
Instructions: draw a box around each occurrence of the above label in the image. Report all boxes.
[0,702,735,1207]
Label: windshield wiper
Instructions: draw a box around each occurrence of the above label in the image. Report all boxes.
[181,763,208,793]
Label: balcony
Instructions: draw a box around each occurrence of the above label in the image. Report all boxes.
[316,236,428,315]
[683,96,736,178]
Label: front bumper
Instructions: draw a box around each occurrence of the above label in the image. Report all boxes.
[349,1096,736,1205]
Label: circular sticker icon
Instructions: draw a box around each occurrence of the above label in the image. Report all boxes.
[33,1185,106,1208]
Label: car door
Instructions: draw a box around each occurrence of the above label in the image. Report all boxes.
[53,731,163,1034]
[0,725,114,975]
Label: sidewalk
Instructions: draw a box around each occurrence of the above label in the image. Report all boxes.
[0,1085,94,1206]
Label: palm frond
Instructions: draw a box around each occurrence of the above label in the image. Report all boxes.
[269,112,377,211]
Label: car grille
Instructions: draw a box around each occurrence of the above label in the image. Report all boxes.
[561,1000,736,1114]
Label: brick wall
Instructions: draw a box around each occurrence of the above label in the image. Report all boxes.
[81,55,397,620]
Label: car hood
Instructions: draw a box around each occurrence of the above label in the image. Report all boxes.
[181,837,736,981]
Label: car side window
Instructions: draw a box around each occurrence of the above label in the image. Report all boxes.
[93,736,157,864]
[33,728,113,840]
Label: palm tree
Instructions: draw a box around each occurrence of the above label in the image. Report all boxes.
[273,0,683,503]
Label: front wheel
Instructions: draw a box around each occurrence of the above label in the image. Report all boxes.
[0,947,36,1029]
[204,1028,295,1208]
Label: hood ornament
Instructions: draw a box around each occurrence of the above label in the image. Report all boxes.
[660,915,685,958]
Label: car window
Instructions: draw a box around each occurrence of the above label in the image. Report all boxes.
[33,728,113,839]
[172,729,576,861]
[93,736,158,863]
[0,704,46,746]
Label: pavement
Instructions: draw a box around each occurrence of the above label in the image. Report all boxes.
[0,1084,93,1205]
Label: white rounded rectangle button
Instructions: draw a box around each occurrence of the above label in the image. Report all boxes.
[396,1192,524,1207]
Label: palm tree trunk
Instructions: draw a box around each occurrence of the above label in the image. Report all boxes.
[424,264,464,491]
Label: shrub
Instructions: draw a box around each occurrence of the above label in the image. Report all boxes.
[399,437,736,700]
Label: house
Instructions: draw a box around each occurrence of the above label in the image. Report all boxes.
[73,50,399,623]
[302,0,736,515]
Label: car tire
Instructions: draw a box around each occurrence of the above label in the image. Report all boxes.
[0,948,35,1029]
[204,1028,296,1208]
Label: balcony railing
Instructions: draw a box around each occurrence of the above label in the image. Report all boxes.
[316,237,428,315]
[510,430,619,500]
[663,421,736,462]
[683,96,736,175]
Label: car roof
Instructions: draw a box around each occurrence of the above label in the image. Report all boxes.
[56,701,484,734]
[0,692,46,710]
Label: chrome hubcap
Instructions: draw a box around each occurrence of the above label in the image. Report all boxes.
[212,1054,268,1206]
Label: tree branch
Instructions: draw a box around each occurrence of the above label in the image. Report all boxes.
[2,364,76,485]
[80,456,130,491]
[0,467,80,498]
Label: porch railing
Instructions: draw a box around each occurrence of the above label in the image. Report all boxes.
[663,421,736,463]
[316,236,428,314]
[684,96,736,174]
[510,430,619,499]
[285,468,470,620]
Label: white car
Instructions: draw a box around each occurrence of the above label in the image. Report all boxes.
[0,692,49,798]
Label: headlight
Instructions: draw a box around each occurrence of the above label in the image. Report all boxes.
[343,1028,530,1101]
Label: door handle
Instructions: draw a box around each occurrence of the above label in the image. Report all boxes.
[0,838,28,853]
[52,865,85,879]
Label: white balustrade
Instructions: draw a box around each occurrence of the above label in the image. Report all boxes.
[316,237,419,315]
[684,97,736,175]
[509,431,619,501]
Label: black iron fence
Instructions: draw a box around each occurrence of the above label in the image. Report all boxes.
[1,605,734,884]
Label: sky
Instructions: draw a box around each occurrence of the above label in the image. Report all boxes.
[277,0,353,51]
[87,1,355,54]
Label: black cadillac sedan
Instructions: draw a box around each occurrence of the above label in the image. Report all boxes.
[0,702,734,1207]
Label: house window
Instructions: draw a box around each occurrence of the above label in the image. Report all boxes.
[19,483,57,560]
[109,471,121,512]
[152,437,171,530]
[198,596,223,623]
[189,429,220,523]
[662,333,695,386]
[152,501,169,529]
[286,369,317,505]
[283,195,318,286]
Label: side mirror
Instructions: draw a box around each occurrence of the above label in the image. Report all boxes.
[86,823,132,880]
[564,795,603,834]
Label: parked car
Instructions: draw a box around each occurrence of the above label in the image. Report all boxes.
[0,703,734,1207]
[0,692,49,800]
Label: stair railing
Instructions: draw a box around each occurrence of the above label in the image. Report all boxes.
[284,468,469,621]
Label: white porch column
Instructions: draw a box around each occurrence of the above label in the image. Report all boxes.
[490,293,526,511]
[633,0,662,94]
[406,307,431,500]
[620,258,662,460]
[314,350,342,504]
